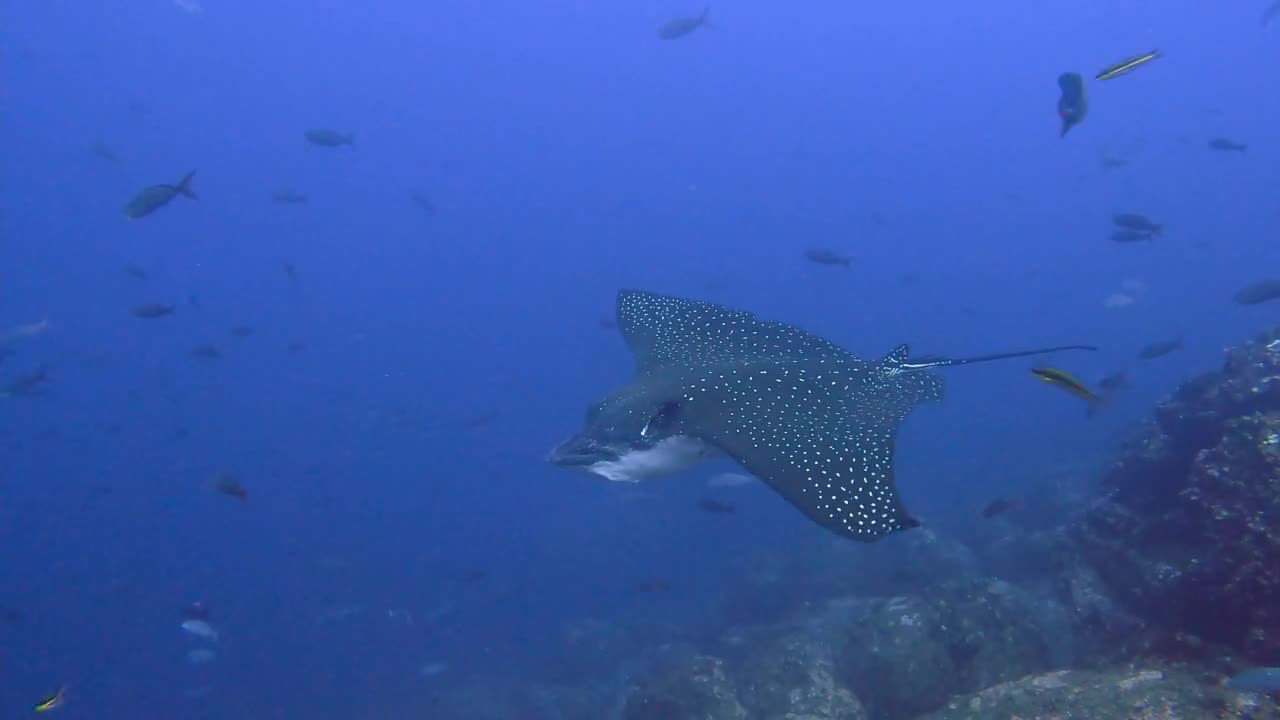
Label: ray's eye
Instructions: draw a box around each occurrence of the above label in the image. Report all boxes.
[640,401,682,438]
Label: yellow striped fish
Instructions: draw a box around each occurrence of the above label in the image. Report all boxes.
[1032,367,1103,415]
[1096,50,1161,81]
[34,686,66,713]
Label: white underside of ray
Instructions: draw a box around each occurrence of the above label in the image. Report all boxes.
[585,435,718,482]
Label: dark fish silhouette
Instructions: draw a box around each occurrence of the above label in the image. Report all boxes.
[1056,72,1088,137]
[1137,337,1182,360]
[131,303,175,318]
[92,141,119,163]
[304,129,354,147]
[212,474,249,505]
[189,344,221,359]
[1112,213,1162,236]
[1208,138,1247,152]
[123,264,149,281]
[697,498,736,514]
[1097,371,1128,393]
[981,496,1023,519]
[410,191,437,215]
[0,365,49,399]
[271,190,308,205]
[804,248,853,269]
[548,290,1097,542]
[123,171,196,219]
[1099,153,1127,170]
[658,7,711,39]
[1234,279,1280,305]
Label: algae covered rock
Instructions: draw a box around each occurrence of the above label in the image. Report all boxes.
[622,651,746,720]
[428,677,600,720]
[830,578,1054,718]
[738,632,866,720]
[915,665,1280,720]
[1077,326,1280,660]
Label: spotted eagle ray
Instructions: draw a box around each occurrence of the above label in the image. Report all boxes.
[548,290,1096,542]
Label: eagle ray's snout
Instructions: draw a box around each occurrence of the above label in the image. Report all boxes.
[547,433,610,467]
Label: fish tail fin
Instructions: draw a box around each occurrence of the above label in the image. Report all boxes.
[1086,396,1104,418]
[176,171,197,199]
[346,133,356,145]
[1152,224,1163,238]
[700,7,716,28]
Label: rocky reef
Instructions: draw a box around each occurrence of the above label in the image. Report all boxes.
[426,602,1277,720]
[919,665,1279,720]
[1076,325,1280,660]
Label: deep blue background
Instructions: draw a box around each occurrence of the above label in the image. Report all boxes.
[1,1,1276,717]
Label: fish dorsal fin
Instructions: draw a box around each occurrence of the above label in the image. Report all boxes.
[615,289,848,376]
[871,343,945,419]
[885,344,910,366]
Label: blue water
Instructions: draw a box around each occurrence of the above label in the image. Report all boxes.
[2,1,1277,717]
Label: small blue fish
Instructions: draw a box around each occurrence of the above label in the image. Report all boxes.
[304,129,354,147]
[124,171,196,219]
[180,619,218,642]
[658,7,711,39]
[1228,667,1280,693]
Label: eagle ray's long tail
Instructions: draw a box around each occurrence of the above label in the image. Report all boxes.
[902,344,1097,371]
